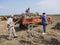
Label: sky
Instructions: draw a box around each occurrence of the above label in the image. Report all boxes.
[0,0,60,15]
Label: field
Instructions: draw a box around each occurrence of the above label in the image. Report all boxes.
[0,15,60,45]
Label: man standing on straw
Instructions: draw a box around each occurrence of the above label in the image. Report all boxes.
[25,8,30,16]
[41,13,48,35]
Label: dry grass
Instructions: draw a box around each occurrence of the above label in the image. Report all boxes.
[0,15,60,45]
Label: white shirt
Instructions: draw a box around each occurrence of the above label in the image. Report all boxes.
[7,17,14,27]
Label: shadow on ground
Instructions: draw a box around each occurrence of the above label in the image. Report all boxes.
[15,25,28,32]
[0,35,8,40]
[51,22,60,30]
[42,38,60,45]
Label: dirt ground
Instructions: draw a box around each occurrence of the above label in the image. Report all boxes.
[0,15,60,45]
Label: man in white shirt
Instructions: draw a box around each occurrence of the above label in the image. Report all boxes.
[7,15,17,40]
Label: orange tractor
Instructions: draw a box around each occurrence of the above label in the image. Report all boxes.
[15,15,53,30]
[22,16,53,25]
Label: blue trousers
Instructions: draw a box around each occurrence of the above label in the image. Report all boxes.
[43,24,47,33]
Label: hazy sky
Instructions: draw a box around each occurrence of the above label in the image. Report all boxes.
[0,0,60,15]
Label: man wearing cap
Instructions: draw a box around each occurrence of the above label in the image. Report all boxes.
[7,15,17,40]
[41,13,48,35]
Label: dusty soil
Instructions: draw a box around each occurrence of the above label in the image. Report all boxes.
[0,15,60,45]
